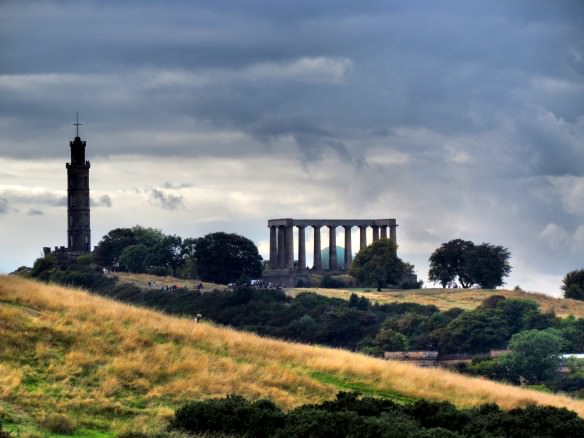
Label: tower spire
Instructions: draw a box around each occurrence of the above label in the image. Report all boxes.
[73,112,83,137]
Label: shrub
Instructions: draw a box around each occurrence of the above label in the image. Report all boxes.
[320,275,346,288]
[170,392,584,438]
[41,414,76,435]
[0,419,12,438]
[171,395,284,437]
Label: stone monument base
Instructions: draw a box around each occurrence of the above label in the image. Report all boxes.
[263,269,309,288]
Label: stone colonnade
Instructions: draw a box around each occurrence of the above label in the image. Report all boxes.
[268,219,397,272]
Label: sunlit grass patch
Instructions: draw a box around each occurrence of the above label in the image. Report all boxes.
[291,286,584,318]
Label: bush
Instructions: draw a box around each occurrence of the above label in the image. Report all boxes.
[41,414,76,435]
[0,419,12,438]
[320,275,346,288]
[171,395,284,437]
[170,392,584,437]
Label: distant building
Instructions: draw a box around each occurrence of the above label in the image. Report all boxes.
[265,218,399,287]
[43,116,91,261]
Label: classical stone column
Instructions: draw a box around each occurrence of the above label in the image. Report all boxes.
[298,226,306,270]
[313,225,322,270]
[344,225,352,270]
[329,225,337,271]
[277,226,285,268]
[372,225,380,242]
[381,226,388,239]
[359,226,367,250]
[269,226,278,269]
[390,224,397,244]
[285,225,294,270]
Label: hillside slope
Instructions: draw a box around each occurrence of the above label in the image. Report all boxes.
[2,276,584,436]
[291,287,584,318]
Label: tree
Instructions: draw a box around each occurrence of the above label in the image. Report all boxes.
[464,243,511,289]
[428,239,475,288]
[562,269,584,300]
[118,244,149,273]
[428,239,511,288]
[349,238,409,290]
[194,232,263,284]
[439,310,511,354]
[145,234,184,276]
[94,227,138,266]
[367,327,409,355]
[501,329,565,383]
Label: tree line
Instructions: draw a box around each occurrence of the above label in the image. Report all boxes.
[93,226,263,283]
[167,391,584,438]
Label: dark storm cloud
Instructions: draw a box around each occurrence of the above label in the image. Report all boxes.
[1,0,582,168]
[149,188,184,211]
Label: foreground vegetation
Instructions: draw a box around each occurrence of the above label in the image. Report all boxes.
[170,392,584,437]
[4,276,584,436]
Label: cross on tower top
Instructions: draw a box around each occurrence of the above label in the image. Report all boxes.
[73,112,83,137]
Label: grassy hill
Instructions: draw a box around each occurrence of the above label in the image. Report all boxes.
[290,287,584,318]
[3,276,584,437]
[112,272,584,318]
[109,272,227,291]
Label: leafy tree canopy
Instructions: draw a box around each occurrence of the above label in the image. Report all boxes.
[194,232,263,284]
[118,244,149,273]
[428,239,475,288]
[501,329,565,383]
[349,238,411,289]
[562,269,584,301]
[428,239,511,289]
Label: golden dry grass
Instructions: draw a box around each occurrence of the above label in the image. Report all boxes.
[2,276,584,434]
[290,287,584,318]
[110,271,227,291]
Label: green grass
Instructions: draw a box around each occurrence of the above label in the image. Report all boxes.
[309,371,417,404]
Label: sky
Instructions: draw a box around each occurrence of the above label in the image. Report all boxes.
[1,0,583,296]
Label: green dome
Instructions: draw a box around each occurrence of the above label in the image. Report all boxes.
[320,246,345,270]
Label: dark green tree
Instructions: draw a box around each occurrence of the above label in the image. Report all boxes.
[349,238,409,290]
[464,243,511,289]
[428,239,475,288]
[439,310,511,354]
[93,227,138,266]
[365,327,410,356]
[194,232,263,284]
[561,269,584,300]
[118,244,149,273]
[500,329,564,383]
[429,239,511,289]
[145,234,183,276]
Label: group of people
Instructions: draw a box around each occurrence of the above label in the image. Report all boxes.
[147,280,204,292]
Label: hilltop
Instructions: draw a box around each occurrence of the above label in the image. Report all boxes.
[290,287,584,318]
[111,272,584,319]
[2,276,584,436]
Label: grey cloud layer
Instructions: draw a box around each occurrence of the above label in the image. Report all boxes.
[0,0,583,291]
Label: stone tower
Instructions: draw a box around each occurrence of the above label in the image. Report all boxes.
[66,118,91,253]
